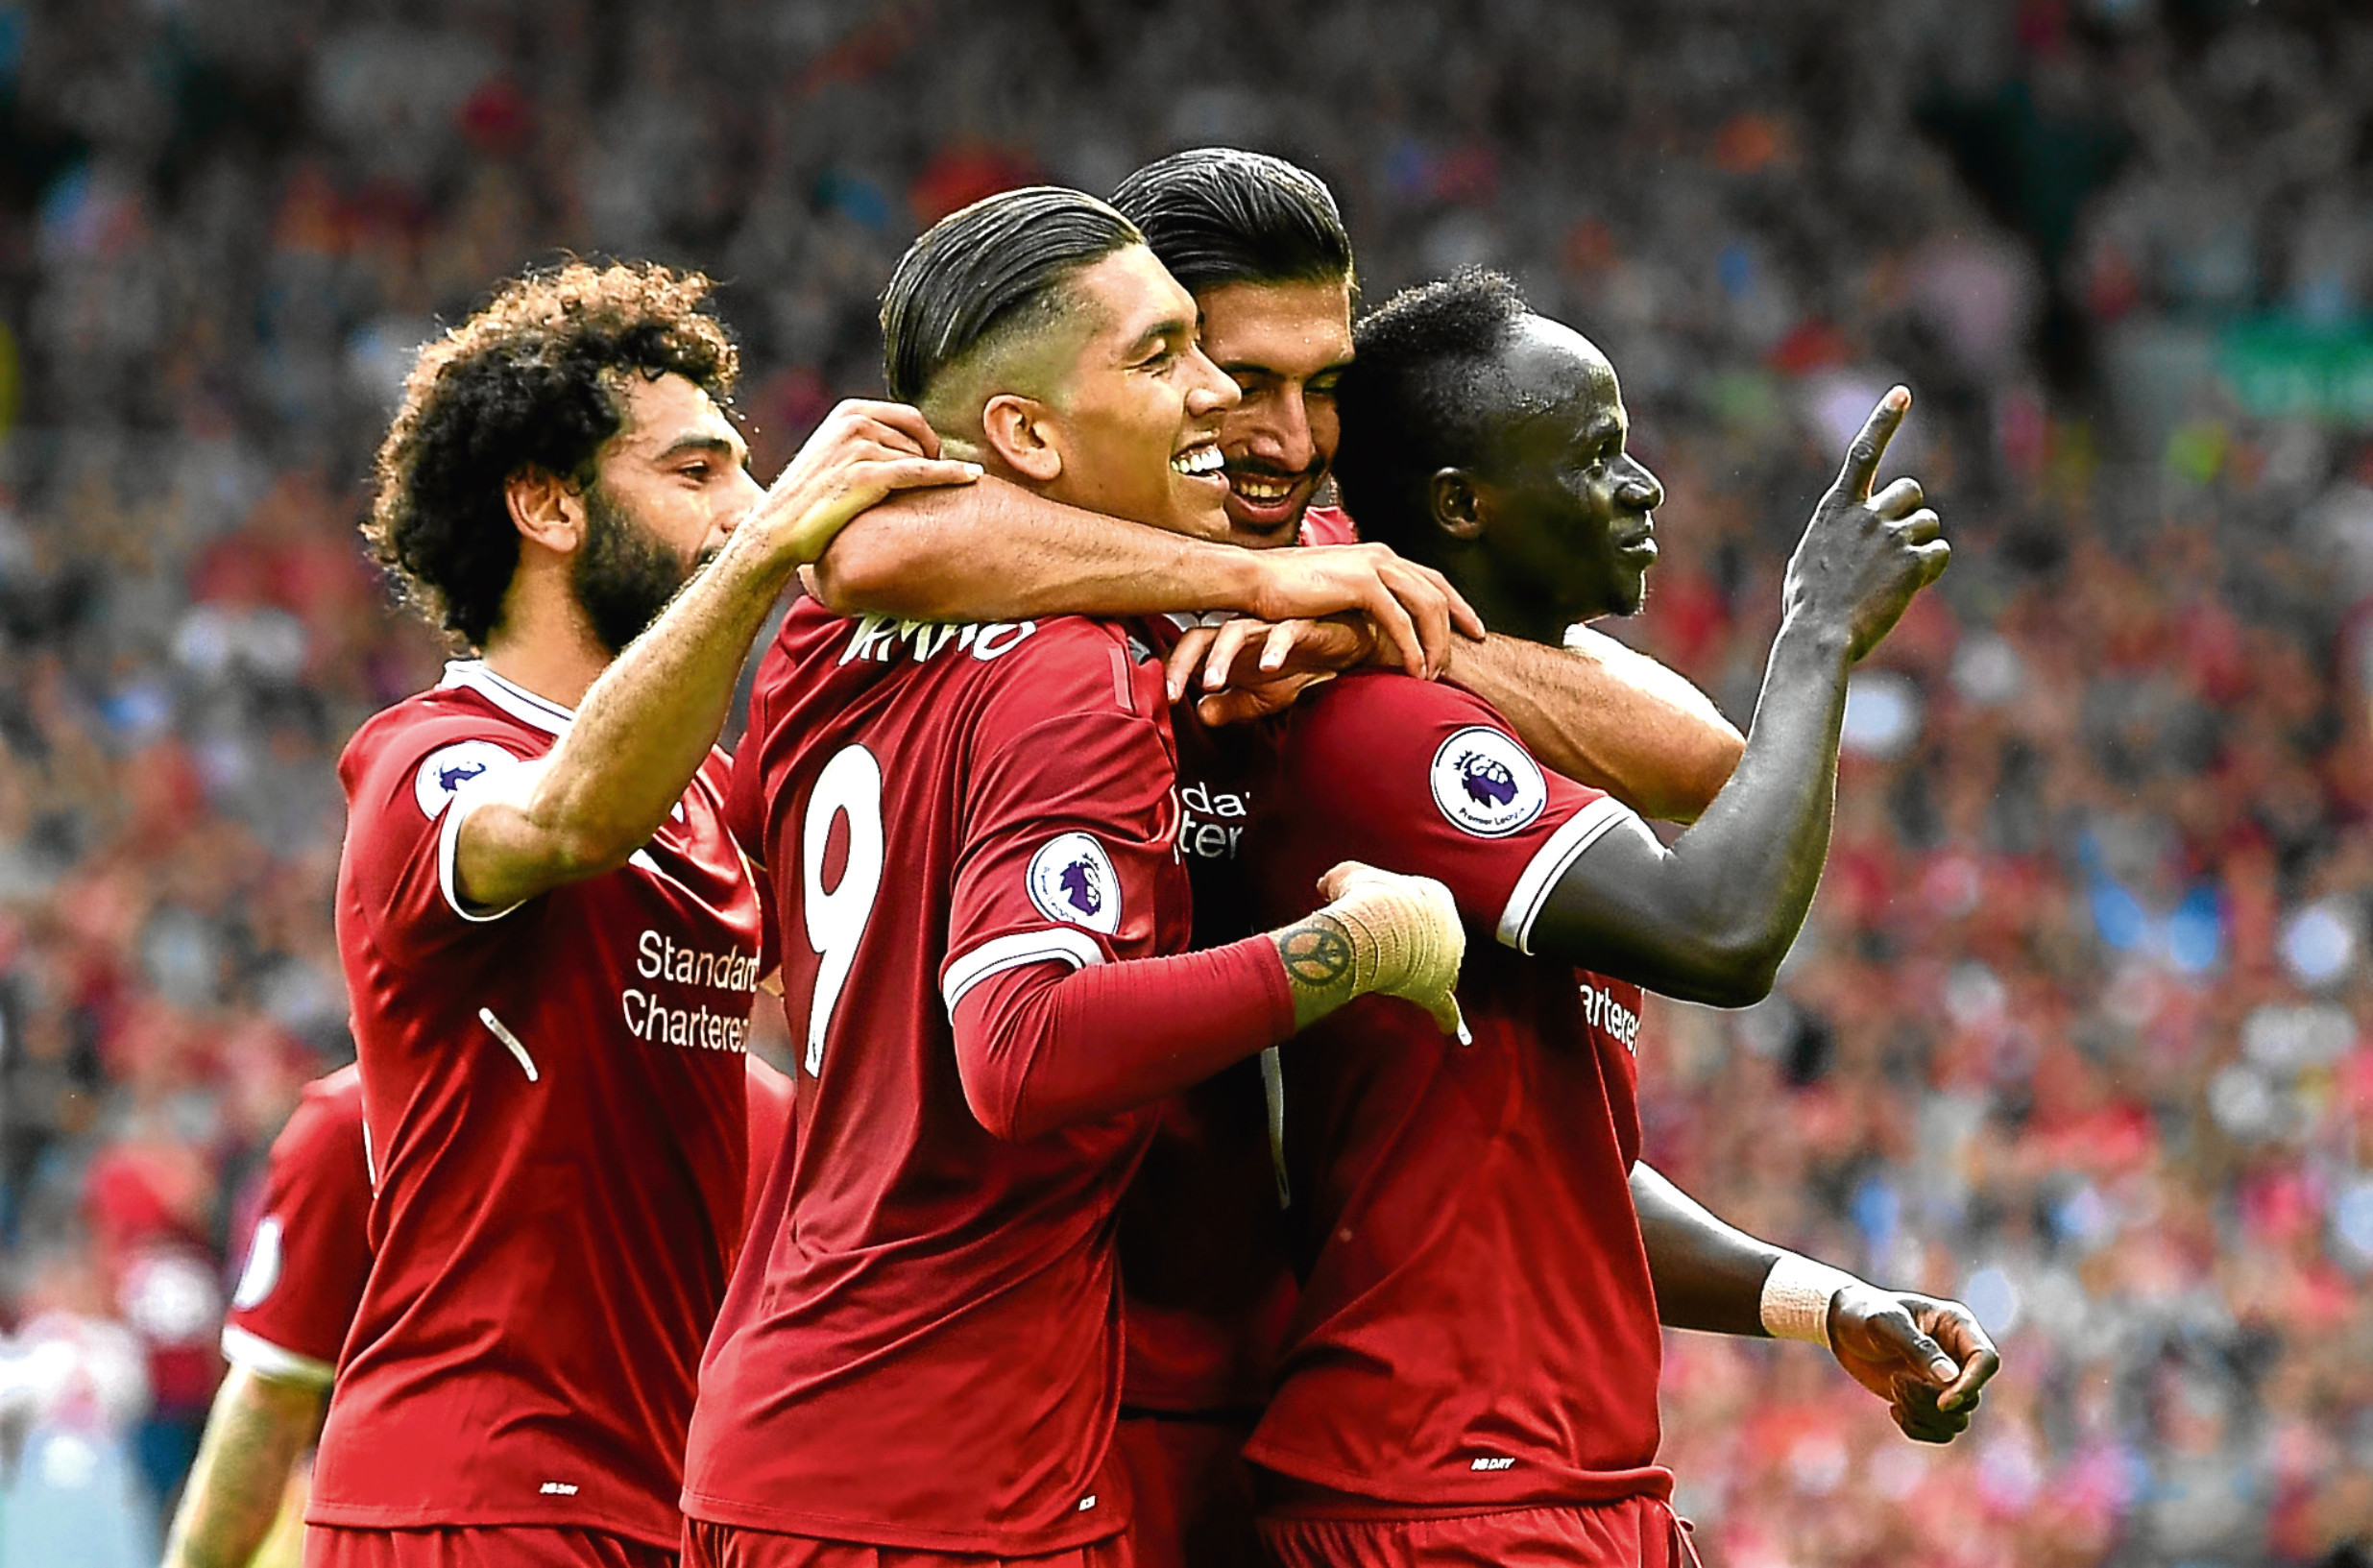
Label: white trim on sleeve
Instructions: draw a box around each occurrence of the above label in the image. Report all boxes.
[436,778,526,926]
[942,928,1106,1015]
[221,1324,336,1389]
[1495,796,1640,955]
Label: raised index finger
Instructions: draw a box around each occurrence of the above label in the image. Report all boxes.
[1833,386,1911,502]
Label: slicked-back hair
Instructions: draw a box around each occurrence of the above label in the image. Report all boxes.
[1333,269,1533,557]
[367,259,739,649]
[879,186,1144,405]
[1111,147,1355,299]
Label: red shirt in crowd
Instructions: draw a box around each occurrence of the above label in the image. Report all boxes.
[1243,670,1673,1513]
[686,602,1296,1556]
[222,1065,371,1389]
[314,659,762,1552]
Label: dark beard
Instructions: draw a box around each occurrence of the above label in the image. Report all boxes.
[572,483,693,656]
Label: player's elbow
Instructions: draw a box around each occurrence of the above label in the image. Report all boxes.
[1683,924,1786,1008]
[958,1074,1034,1142]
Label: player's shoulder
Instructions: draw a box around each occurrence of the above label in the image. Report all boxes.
[960,614,1157,720]
[340,662,553,808]
[1290,667,1512,749]
[274,1065,368,1167]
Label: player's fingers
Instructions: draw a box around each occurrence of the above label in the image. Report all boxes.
[1421,563,1488,639]
[1913,537,1952,586]
[1870,1304,1960,1387]
[1383,565,1455,679]
[1360,578,1428,679]
[1261,618,1308,673]
[1204,619,1268,691]
[1831,386,1909,501]
[1165,626,1219,704]
[873,456,981,493]
[1316,860,1372,903]
[1937,1339,2000,1412]
[1428,992,1472,1047]
[840,399,943,459]
[1894,508,1942,546]
[1869,475,1925,521]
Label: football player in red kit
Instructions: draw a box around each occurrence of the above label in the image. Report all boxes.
[796,149,1748,1568]
[165,1057,792,1568]
[680,187,1469,1568]
[1241,271,2000,1567]
[306,259,982,1568]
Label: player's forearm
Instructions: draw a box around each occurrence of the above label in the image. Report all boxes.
[953,936,1297,1140]
[161,1367,325,1568]
[812,478,1267,621]
[460,531,787,905]
[1533,615,1848,1003]
[1631,1162,1784,1338]
[1449,629,1742,824]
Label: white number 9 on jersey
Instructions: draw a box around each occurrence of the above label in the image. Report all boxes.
[801,744,885,1076]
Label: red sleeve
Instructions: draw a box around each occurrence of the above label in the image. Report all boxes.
[935,622,1295,1139]
[951,935,1294,1141]
[1278,672,1645,954]
[340,712,534,968]
[223,1071,373,1385]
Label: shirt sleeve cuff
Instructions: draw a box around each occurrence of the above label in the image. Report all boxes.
[436,779,527,926]
[1495,796,1640,954]
[221,1324,337,1388]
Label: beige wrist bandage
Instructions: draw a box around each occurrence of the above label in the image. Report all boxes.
[1758,1252,1862,1348]
[1323,873,1468,1042]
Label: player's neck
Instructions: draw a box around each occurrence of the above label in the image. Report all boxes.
[1440,559,1575,648]
[478,567,614,713]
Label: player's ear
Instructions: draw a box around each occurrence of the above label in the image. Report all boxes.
[505,467,586,555]
[1429,468,1486,543]
[981,394,1063,484]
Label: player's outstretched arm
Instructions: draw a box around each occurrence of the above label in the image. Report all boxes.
[454,402,976,912]
[1525,389,1948,1004]
[951,860,1464,1142]
[810,478,1483,679]
[160,1365,327,1568]
[1442,628,1742,824]
[1632,1162,1998,1444]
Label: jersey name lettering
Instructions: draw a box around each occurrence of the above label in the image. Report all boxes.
[838,614,1038,668]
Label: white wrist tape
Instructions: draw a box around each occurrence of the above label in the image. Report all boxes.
[1758,1252,1861,1348]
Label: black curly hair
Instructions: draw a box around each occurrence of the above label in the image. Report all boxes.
[367,259,739,649]
[1332,268,1532,557]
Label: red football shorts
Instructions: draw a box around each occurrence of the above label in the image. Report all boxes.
[680,1519,1130,1568]
[1115,1412,1261,1568]
[1256,1495,1700,1568]
[303,1525,677,1568]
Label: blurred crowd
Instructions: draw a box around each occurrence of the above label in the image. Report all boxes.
[0,0,2367,1562]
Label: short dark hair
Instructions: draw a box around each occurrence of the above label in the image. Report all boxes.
[1110,147,1354,298]
[1333,269,1532,555]
[879,186,1144,405]
[367,259,738,649]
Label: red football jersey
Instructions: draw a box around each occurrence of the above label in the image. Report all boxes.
[684,603,1193,1555]
[1298,503,1357,546]
[739,1052,793,1246]
[1242,670,1672,1511]
[222,1065,371,1387]
[1119,615,1295,1416]
[313,660,762,1551]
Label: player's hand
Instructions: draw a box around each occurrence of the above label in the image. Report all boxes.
[1243,543,1485,682]
[1827,1285,2000,1444]
[1164,615,1375,723]
[744,399,980,570]
[1781,387,1949,662]
[1315,860,1468,1041]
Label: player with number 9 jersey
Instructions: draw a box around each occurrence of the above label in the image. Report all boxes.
[687,598,1308,1560]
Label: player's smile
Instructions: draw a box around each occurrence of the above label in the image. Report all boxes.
[1221,455,1324,537]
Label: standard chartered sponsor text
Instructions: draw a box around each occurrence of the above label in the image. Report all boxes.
[623,929,762,1053]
